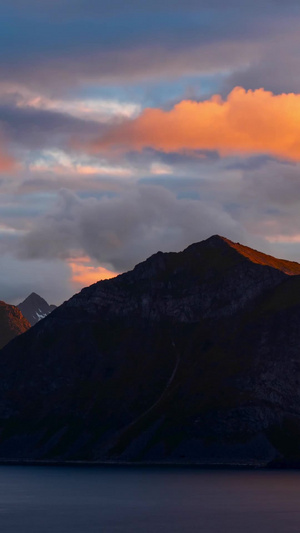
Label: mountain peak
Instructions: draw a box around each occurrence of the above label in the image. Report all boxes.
[184,235,300,276]
[24,292,47,303]
[206,234,227,242]
[3,235,300,464]
[17,292,56,326]
[188,234,227,246]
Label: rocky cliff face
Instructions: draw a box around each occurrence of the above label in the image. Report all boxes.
[0,235,300,465]
[0,301,30,349]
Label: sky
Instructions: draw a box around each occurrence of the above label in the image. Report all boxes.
[1,0,300,304]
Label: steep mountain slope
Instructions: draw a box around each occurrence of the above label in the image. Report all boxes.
[1,235,300,465]
[17,292,56,325]
[0,301,30,349]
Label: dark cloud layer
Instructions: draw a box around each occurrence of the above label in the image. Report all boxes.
[16,158,300,278]
[7,0,300,14]
[0,1,299,92]
[18,186,242,271]
[4,153,300,303]
[0,105,101,151]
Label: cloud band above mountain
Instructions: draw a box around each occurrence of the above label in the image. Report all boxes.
[91,87,300,161]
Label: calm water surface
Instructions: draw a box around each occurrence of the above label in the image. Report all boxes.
[0,466,299,532]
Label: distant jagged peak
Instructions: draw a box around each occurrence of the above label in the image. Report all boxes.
[19,292,56,307]
[17,292,56,326]
[21,292,47,304]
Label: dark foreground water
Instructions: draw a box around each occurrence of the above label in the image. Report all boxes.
[0,466,300,532]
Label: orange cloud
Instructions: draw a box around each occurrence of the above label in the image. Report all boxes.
[92,87,300,161]
[266,234,300,244]
[0,147,17,173]
[68,256,118,287]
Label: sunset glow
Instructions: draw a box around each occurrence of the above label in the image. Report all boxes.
[0,1,300,305]
[93,87,300,161]
[0,147,17,173]
[68,257,118,287]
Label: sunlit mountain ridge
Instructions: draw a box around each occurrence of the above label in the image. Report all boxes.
[0,235,299,465]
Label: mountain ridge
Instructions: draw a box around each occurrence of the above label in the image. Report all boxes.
[0,236,300,465]
[217,235,300,275]
[61,234,294,323]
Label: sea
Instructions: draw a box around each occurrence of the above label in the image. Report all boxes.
[0,465,299,532]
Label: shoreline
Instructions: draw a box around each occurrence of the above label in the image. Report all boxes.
[0,459,292,469]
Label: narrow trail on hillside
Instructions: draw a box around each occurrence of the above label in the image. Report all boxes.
[120,338,181,435]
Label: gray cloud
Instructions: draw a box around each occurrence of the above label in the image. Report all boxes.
[16,176,124,196]
[17,185,243,272]
[223,41,300,94]
[240,160,300,209]
[7,0,300,15]
[0,255,72,306]
[5,156,300,303]
[14,156,300,270]
[0,1,298,92]
[0,105,101,151]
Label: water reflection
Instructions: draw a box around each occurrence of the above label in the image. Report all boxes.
[0,467,299,532]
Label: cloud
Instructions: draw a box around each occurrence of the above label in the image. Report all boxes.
[90,87,300,162]
[0,148,16,173]
[0,255,72,306]
[17,186,242,272]
[0,103,101,151]
[266,234,300,244]
[9,156,300,300]
[1,1,300,305]
[67,256,118,286]
[223,29,300,95]
[0,83,140,122]
[28,149,134,178]
[0,86,140,160]
[0,1,298,107]
[0,133,18,173]
[0,2,289,92]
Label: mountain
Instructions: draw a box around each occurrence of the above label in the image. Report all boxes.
[0,301,30,349]
[17,292,56,326]
[1,235,300,465]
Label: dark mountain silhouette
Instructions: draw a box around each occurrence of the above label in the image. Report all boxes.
[1,235,300,465]
[17,292,56,326]
[0,301,30,349]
